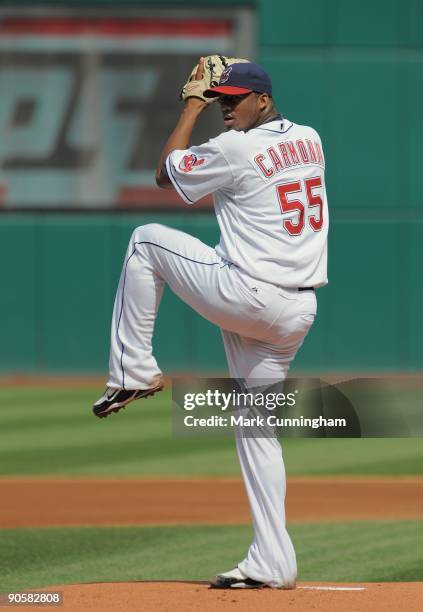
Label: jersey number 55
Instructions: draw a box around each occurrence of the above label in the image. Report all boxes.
[276,177,324,236]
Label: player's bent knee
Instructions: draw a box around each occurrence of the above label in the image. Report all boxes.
[132,223,165,242]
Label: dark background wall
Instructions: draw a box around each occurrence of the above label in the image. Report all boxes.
[1,0,422,374]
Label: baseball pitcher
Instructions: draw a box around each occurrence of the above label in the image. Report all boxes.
[93,55,328,589]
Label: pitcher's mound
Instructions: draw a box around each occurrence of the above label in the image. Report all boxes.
[44,580,423,611]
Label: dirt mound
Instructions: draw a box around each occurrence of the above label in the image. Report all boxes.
[38,581,423,611]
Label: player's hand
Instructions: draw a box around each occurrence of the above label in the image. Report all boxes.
[181,56,212,107]
[195,56,205,81]
[184,58,209,111]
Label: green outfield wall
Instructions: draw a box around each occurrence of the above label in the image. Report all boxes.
[1,0,422,373]
[1,212,421,373]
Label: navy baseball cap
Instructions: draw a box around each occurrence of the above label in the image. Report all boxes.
[204,62,272,98]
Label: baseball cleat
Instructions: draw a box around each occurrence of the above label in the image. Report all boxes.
[209,567,266,589]
[93,381,164,418]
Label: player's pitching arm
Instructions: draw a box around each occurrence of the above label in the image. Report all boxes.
[156,58,208,189]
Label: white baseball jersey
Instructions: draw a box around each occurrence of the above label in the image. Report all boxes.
[166,118,328,288]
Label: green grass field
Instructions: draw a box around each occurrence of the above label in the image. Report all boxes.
[1,386,423,476]
[1,521,422,591]
[1,385,422,590]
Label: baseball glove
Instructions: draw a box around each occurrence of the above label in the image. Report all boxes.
[180,54,249,104]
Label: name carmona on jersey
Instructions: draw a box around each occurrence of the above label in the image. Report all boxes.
[253,138,325,179]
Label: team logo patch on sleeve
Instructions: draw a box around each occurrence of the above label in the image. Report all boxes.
[179,153,205,173]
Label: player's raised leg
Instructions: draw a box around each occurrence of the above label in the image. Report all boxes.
[93,222,268,418]
[93,222,217,417]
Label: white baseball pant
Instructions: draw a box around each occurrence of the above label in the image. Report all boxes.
[107,223,317,588]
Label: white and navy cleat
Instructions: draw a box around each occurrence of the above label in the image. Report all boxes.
[93,380,163,418]
[209,567,266,589]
